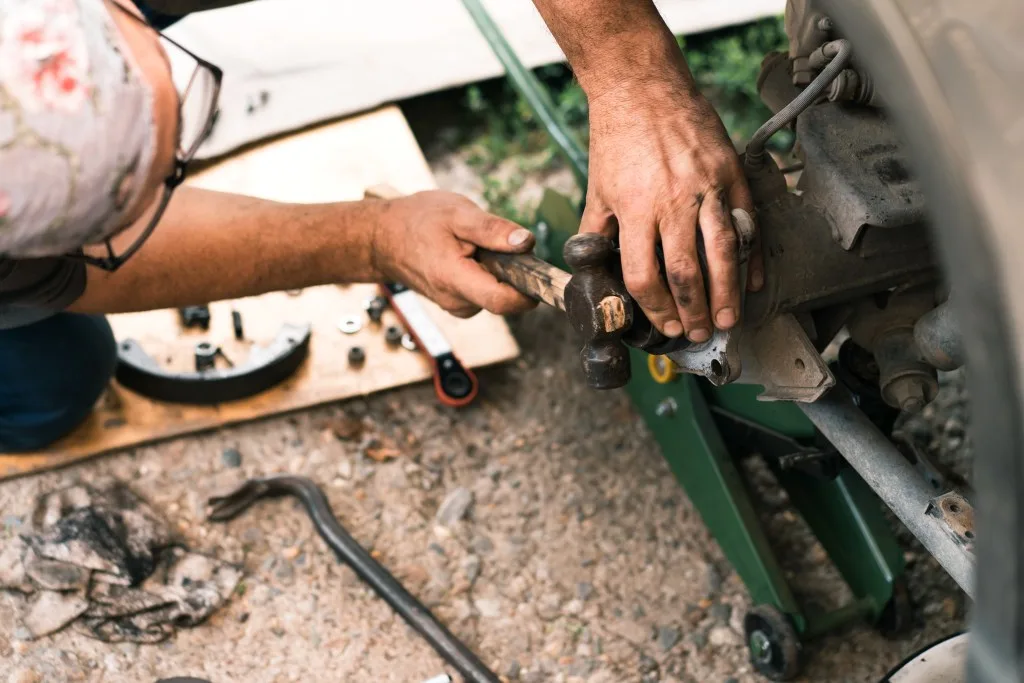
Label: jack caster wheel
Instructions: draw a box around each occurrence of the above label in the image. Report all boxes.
[743,604,802,681]
[876,578,914,638]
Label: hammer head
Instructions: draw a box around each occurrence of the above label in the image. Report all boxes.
[562,234,634,389]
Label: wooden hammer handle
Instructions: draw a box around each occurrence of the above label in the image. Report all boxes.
[364,184,571,312]
[476,250,570,311]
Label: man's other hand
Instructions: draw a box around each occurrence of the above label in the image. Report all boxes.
[582,81,764,343]
[373,191,539,319]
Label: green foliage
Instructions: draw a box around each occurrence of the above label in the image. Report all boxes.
[678,17,790,141]
[458,16,789,222]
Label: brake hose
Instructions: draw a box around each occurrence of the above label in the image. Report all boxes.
[745,38,854,169]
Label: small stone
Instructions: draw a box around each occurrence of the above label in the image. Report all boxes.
[275,560,295,584]
[943,597,959,620]
[221,448,242,468]
[475,598,502,618]
[708,625,743,647]
[537,592,563,621]
[944,418,965,437]
[505,660,521,680]
[260,556,277,574]
[523,671,545,683]
[922,601,944,616]
[3,515,22,530]
[13,627,31,641]
[428,542,446,556]
[705,565,723,596]
[241,527,262,544]
[657,626,680,651]
[461,555,482,584]
[577,582,595,601]
[271,626,285,637]
[609,620,651,646]
[632,604,646,618]
[337,459,353,479]
[687,627,708,649]
[9,668,41,683]
[282,546,301,561]
[638,653,659,674]
[436,487,474,526]
[564,599,583,616]
[568,659,596,678]
[725,678,740,683]
[709,603,733,623]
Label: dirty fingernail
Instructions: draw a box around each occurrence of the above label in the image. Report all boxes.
[664,321,684,337]
[716,308,737,328]
[752,269,764,290]
[508,229,533,246]
[688,328,711,343]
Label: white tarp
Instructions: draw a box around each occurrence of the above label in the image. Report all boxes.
[167,0,785,159]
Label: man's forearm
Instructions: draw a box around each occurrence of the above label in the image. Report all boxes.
[532,0,694,99]
[69,187,382,314]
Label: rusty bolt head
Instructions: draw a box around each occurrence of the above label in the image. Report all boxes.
[888,376,929,414]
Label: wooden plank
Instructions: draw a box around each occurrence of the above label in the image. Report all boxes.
[168,0,786,160]
[0,107,519,480]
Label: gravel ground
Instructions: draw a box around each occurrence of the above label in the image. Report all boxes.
[0,307,968,683]
[0,138,969,682]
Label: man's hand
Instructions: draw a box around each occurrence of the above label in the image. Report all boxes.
[584,81,763,342]
[372,191,539,318]
[529,0,764,342]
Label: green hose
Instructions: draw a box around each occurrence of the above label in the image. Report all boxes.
[459,0,589,189]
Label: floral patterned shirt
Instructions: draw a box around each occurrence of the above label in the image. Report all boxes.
[0,0,156,328]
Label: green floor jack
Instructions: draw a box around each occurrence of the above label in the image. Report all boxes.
[460,2,911,679]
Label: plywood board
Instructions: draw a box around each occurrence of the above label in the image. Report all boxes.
[0,107,519,480]
[167,0,786,160]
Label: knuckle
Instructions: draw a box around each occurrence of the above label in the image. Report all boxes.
[709,227,738,254]
[623,270,666,303]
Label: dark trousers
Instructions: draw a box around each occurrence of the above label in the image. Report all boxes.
[0,314,117,452]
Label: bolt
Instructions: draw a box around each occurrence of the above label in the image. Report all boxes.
[817,15,834,32]
[348,346,366,367]
[655,397,678,418]
[889,376,929,414]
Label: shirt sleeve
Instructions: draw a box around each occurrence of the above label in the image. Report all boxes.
[0,258,87,329]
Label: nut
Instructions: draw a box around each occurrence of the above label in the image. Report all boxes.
[348,346,366,367]
[385,325,403,347]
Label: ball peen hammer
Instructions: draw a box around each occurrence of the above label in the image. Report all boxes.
[364,185,635,390]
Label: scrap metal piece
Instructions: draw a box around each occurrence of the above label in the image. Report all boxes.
[385,325,403,347]
[194,342,218,372]
[365,296,388,324]
[338,316,362,335]
[178,305,211,330]
[207,476,501,683]
[735,313,836,402]
[116,323,311,404]
[231,310,244,341]
[926,491,975,554]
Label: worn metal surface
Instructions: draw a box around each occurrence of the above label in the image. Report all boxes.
[926,491,976,555]
[914,300,965,371]
[798,389,973,595]
[735,313,836,402]
[562,234,634,390]
[116,323,311,405]
[847,287,939,412]
[797,103,929,252]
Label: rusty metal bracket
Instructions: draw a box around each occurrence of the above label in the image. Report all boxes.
[926,491,976,555]
[736,313,836,402]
